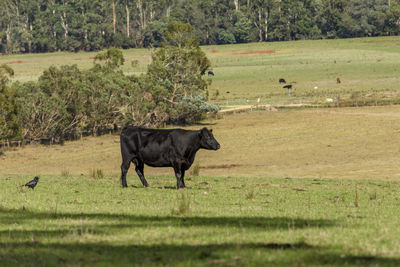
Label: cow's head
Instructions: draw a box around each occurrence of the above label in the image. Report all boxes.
[199,127,220,150]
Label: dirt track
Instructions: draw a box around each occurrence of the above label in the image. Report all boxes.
[219,104,310,114]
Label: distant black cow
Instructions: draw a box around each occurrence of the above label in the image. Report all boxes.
[283,84,292,89]
[120,126,220,189]
[279,78,286,84]
[208,71,214,76]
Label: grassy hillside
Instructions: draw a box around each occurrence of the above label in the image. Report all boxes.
[1,36,400,106]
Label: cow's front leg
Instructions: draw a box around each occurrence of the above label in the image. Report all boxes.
[133,158,149,187]
[173,165,185,189]
[180,169,186,188]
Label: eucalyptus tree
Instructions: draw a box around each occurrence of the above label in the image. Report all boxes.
[146,22,218,124]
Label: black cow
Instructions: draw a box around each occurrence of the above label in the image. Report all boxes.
[120,126,220,189]
[283,84,292,89]
[279,78,286,84]
[208,71,215,76]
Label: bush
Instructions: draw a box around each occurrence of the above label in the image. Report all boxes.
[169,95,219,124]
[234,15,252,43]
[217,29,236,44]
[0,65,22,141]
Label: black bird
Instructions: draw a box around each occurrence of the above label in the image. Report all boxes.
[279,78,286,84]
[24,176,39,189]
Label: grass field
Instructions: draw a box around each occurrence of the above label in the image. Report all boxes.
[2,175,400,266]
[1,36,400,106]
[206,37,400,106]
[2,36,400,265]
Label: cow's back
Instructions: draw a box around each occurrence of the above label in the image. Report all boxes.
[120,126,180,157]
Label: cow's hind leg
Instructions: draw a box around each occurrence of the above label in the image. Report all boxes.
[133,158,149,187]
[121,160,131,188]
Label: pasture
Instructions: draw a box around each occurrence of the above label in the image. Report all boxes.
[2,36,400,265]
[2,174,400,266]
[2,106,400,180]
[2,106,400,265]
[2,36,400,106]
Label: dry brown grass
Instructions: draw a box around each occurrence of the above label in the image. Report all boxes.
[2,105,400,180]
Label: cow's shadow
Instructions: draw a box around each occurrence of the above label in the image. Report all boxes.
[129,184,145,188]
[129,184,180,190]
[156,186,178,190]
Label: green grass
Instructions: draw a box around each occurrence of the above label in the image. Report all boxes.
[1,175,400,266]
[206,37,400,106]
[2,36,400,106]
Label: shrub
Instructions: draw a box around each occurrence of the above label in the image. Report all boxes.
[0,64,21,142]
[217,29,236,44]
[169,95,219,124]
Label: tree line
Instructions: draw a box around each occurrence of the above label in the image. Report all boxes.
[0,23,218,143]
[1,0,399,54]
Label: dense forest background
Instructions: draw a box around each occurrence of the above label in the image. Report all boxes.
[1,0,400,54]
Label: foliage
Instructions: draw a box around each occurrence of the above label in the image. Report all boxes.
[93,48,125,71]
[17,65,87,140]
[217,29,236,44]
[170,95,219,124]
[0,64,21,141]
[1,0,399,54]
[234,13,252,43]
[146,22,218,125]
[16,51,130,140]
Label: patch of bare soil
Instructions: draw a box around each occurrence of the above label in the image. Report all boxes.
[4,60,25,64]
[234,50,275,55]
[74,57,95,60]
[219,104,307,114]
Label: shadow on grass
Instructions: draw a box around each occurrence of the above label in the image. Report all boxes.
[0,207,334,230]
[1,207,399,265]
[1,241,400,266]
